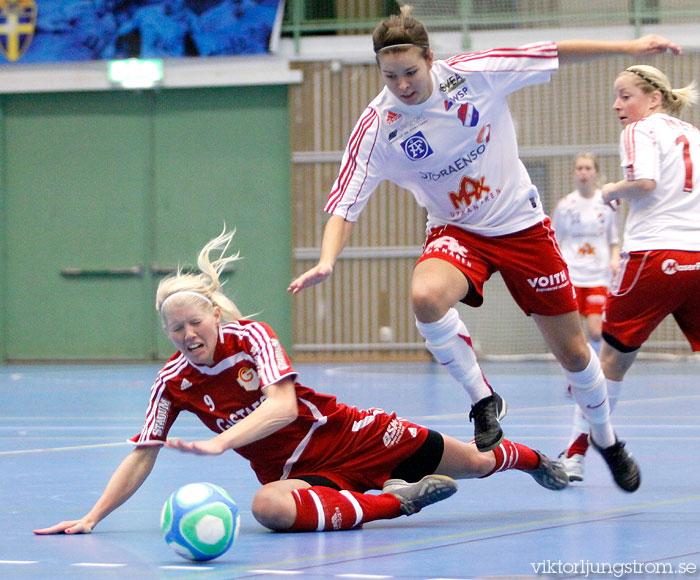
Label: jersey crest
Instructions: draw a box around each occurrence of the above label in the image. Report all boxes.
[401,131,434,161]
[237,366,259,391]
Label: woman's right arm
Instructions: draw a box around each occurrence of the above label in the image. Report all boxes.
[33,445,160,535]
[287,215,355,294]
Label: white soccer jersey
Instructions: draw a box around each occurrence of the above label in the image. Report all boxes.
[325,43,559,236]
[552,189,619,287]
[618,112,700,252]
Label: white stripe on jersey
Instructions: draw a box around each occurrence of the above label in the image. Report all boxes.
[325,107,379,214]
[185,321,291,386]
[446,43,558,68]
[135,355,188,444]
[231,321,290,386]
[188,349,250,375]
[280,397,329,481]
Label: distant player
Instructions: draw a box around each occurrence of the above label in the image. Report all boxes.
[561,65,700,483]
[288,5,681,492]
[552,154,621,480]
[553,153,620,356]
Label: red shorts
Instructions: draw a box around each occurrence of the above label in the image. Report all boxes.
[603,250,700,351]
[417,219,578,316]
[255,405,432,493]
[574,286,608,317]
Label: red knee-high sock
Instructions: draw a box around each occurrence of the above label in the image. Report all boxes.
[480,439,540,478]
[290,486,403,532]
[567,433,590,457]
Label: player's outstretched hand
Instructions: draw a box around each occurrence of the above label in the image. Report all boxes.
[632,34,682,56]
[287,263,333,294]
[34,519,93,535]
[165,437,225,456]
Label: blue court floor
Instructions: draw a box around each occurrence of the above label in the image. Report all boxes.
[1,360,699,579]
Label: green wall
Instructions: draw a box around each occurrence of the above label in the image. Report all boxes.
[0,86,291,362]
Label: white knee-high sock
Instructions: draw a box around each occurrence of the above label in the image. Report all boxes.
[415,308,492,404]
[566,378,622,451]
[564,346,615,448]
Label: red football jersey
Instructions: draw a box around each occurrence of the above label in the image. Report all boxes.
[130,320,428,490]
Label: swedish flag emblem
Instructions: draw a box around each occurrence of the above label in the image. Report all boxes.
[0,0,37,62]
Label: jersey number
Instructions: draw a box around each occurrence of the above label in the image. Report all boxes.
[203,394,216,412]
[675,135,693,193]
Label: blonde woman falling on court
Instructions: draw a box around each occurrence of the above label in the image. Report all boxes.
[34,229,569,537]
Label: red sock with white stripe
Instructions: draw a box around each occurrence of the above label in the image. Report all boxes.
[480,439,540,478]
[290,486,403,531]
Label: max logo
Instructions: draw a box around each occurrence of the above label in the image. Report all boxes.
[449,175,490,209]
[577,243,595,256]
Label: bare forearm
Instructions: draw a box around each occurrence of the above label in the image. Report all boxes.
[166,381,299,455]
[557,35,681,64]
[602,178,656,203]
[210,398,297,452]
[83,447,158,529]
[319,215,355,268]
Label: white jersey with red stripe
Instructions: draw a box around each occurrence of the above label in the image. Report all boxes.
[552,189,619,287]
[618,112,700,252]
[324,43,559,236]
[130,319,396,485]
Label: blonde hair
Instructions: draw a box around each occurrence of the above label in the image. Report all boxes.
[372,4,430,59]
[156,228,242,323]
[575,152,600,173]
[622,65,699,116]
[574,152,601,188]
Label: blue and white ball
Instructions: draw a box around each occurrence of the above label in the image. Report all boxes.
[161,482,240,561]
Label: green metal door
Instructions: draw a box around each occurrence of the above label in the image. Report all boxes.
[151,86,292,360]
[2,91,153,361]
[0,85,291,362]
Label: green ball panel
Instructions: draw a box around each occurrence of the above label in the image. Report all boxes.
[179,502,234,556]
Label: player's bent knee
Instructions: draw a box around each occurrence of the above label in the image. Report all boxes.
[251,487,295,531]
[411,284,449,321]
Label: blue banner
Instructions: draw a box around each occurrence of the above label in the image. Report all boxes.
[0,0,285,63]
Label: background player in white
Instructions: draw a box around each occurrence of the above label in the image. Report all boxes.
[553,153,620,355]
[552,154,620,481]
[288,5,680,492]
[34,229,568,537]
[561,65,700,482]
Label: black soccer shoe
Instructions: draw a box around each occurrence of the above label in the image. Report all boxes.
[590,435,641,493]
[469,392,507,452]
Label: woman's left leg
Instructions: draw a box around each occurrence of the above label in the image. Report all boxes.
[252,478,437,533]
[436,433,568,490]
[533,311,640,492]
[533,311,615,446]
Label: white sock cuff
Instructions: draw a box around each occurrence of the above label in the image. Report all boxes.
[564,345,604,391]
[415,308,464,346]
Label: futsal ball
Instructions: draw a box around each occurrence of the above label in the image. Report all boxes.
[161,482,240,561]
